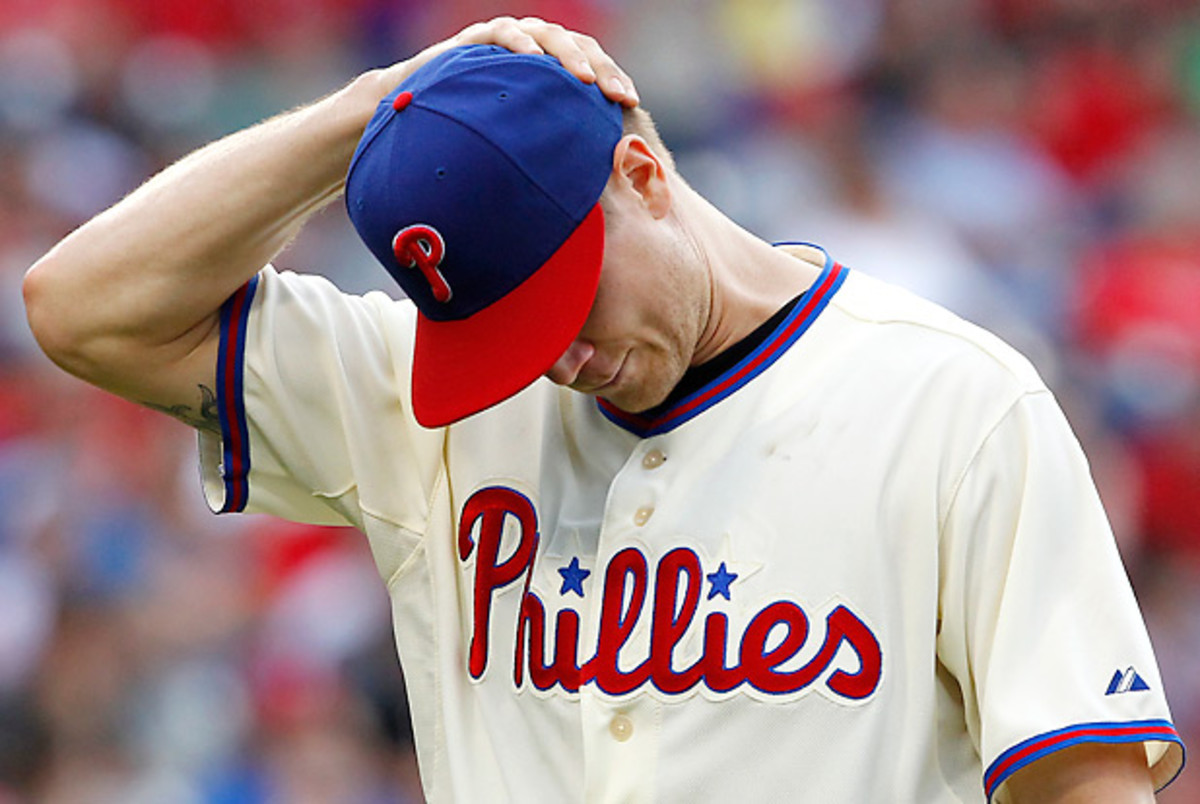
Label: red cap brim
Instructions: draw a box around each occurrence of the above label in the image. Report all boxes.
[411,204,605,427]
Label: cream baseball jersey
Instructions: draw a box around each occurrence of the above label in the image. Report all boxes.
[200,248,1183,802]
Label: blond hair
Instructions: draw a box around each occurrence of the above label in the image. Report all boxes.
[623,105,674,172]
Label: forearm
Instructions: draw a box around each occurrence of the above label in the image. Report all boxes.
[106,77,377,327]
[23,69,389,387]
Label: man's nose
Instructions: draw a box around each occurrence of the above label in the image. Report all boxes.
[545,340,596,386]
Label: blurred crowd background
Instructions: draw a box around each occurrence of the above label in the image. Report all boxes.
[1,0,1199,801]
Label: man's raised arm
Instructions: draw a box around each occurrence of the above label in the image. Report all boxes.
[21,16,636,431]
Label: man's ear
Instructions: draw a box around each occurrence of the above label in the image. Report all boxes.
[611,134,671,218]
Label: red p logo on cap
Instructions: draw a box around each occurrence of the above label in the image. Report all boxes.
[393,224,452,303]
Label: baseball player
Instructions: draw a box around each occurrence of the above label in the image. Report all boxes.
[23,16,1184,803]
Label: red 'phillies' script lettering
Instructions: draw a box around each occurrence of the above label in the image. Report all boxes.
[458,486,883,701]
[458,487,539,679]
[392,224,452,302]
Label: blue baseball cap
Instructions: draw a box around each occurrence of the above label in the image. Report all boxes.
[345,44,623,427]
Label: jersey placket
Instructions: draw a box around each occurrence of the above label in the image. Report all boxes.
[578,436,673,803]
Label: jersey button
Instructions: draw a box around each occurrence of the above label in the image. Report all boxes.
[609,714,634,742]
[633,506,654,527]
[641,449,666,470]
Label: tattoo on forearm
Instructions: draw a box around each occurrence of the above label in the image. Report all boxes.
[142,385,222,434]
[199,384,219,428]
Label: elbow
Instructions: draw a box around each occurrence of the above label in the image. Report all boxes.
[23,253,92,376]
[23,256,58,355]
[24,251,214,392]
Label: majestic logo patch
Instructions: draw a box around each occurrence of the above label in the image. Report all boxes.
[393,224,452,302]
[457,486,883,703]
[1106,666,1151,695]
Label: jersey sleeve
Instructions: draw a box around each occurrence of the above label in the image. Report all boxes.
[198,265,444,530]
[936,389,1184,801]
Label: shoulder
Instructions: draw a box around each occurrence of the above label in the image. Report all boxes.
[824,269,1046,395]
[233,266,421,398]
[251,265,418,339]
[258,264,414,313]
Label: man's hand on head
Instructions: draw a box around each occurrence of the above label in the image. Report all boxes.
[377,16,639,109]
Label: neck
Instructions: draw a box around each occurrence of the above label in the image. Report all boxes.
[679,187,824,366]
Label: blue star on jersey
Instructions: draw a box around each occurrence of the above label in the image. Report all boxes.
[707,562,738,600]
[558,557,590,597]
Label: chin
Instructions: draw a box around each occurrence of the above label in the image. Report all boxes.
[598,383,672,416]
[596,354,684,414]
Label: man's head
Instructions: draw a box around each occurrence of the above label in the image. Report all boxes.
[345,44,625,427]
[546,105,711,415]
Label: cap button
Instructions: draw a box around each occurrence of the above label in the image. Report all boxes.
[392,91,414,112]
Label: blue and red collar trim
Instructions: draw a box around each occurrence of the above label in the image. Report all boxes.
[598,253,847,438]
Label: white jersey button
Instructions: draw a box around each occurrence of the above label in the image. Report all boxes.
[642,449,666,470]
[609,714,634,742]
[633,506,654,526]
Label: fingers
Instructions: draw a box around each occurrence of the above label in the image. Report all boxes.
[456,17,639,107]
[569,28,640,108]
[378,17,640,110]
[454,17,546,56]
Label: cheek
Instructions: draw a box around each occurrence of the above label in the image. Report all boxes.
[592,222,703,360]
[579,270,640,345]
